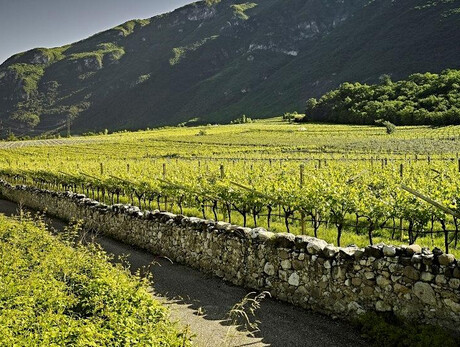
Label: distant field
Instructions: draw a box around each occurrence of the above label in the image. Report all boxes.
[1,118,460,256]
[0,137,110,149]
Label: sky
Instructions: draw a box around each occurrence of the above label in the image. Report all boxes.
[0,0,193,64]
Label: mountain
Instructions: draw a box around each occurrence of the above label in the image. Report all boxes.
[1,0,460,136]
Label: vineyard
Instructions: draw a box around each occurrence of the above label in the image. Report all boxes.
[2,118,460,256]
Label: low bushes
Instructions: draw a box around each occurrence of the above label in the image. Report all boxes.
[0,215,190,346]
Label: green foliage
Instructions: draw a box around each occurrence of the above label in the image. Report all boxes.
[135,74,151,86]
[170,36,219,66]
[7,63,45,95]
[231,3,258,20]
[356,312,457,347]
[70,43,125,65]
[205,0,221,6]
[0,215,190,346]
[231,115,253,124]
[37,46,70,63]
[6,132,17,141]
[305,69,460,126]
[10,112,40,128]
[114,19,151,37]
[375,119,396,134]
[282,112,302,122]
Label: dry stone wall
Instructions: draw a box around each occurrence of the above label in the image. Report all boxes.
[1,180,459,332]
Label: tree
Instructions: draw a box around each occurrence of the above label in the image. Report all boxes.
[379,74,393,86]
[303,69,460,126]
[375,119,396,134]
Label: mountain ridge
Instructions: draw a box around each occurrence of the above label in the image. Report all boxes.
[1,0,460,137]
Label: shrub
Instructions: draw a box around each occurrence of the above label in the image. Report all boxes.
[283,112,302,123]
[376,119,396,134]
[231,115,253,124]
[0,215,190,346]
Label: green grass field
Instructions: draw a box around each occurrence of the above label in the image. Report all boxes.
[1,118,460,257]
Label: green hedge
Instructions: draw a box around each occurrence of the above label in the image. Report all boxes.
[0,215,190,346]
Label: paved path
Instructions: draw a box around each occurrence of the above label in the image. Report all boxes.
[0,199,367,347]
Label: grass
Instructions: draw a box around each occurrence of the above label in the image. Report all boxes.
[114,19,151,37]
[231,3,258,20]
[70,43,125,66]
[170,36,219,66]
[36,46,70,63]
[0,214,191,346]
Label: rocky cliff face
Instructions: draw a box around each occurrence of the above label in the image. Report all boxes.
[1,0,460,136]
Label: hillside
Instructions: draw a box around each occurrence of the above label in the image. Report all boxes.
[1,0,460,136]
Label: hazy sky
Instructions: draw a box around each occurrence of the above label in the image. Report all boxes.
[0,0,193,64]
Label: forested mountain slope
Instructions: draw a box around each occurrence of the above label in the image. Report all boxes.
[1,0,460,136]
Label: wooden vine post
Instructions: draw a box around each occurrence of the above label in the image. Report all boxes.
[300,164,305,234]
[220,164,225,179]
[162,163,167,211]
[399,217,404,242]
[100,163,104,175]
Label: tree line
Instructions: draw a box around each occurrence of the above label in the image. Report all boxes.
[303,69,460,126]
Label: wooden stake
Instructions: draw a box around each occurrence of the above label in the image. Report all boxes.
[401,184,459,217]
[220,164,225,179]
[300,164,305,234]
[399,218,404,241]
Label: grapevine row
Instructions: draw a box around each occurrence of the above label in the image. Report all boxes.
[1,163,459,254]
